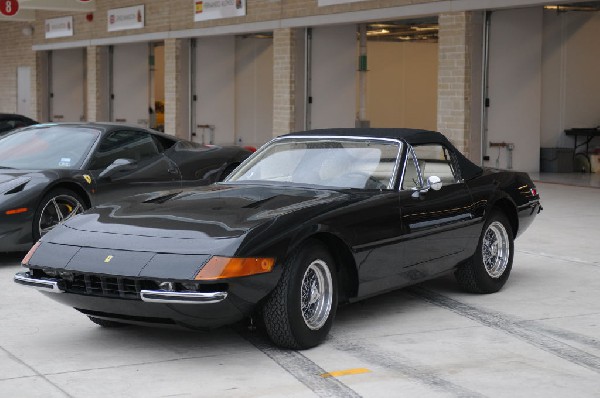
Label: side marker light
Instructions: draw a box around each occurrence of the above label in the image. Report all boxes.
[6,207,28,215]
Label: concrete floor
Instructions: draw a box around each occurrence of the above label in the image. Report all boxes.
[1,181,599,398]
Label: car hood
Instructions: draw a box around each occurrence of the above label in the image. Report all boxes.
[46,183,349,254]
[0,169,42,182]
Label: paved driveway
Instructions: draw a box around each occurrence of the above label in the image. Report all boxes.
[1,182,598,397]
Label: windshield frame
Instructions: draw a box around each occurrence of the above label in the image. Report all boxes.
[225,135,404,190]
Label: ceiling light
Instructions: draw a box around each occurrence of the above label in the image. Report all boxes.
[411,26,438,32]
[366,29,389,36]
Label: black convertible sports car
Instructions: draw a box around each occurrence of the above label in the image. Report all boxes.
[0,113,37,137]
[15,128,541,349]
[0,123,252,252]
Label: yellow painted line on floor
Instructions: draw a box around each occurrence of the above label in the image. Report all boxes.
[320,368,371,378]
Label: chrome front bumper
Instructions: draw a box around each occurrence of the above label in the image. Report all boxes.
[14,272,228,304]
[14,272,64,293]
[140,290,228,304]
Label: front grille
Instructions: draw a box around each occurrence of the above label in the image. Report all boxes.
[36,269,160,299]
[29,268,227,300]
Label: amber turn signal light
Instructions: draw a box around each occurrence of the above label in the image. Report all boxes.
[22,241,41,266]
[195,256,275,280]
[6,207,28,215]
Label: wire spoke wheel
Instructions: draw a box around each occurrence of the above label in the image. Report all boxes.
[482,221,510,278]
[455,211,514,294]
[39,194,84,237]
[262,240,338,349]
[300,260,333,330]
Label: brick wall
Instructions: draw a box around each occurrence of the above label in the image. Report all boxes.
[0,22,36,118]
[2,0,465,138]
[164,38,180,138]
[30,0,445,46]
[437,12,474,155]
[273,28,295,136]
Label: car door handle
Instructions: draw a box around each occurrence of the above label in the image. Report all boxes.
[168,168,179,174]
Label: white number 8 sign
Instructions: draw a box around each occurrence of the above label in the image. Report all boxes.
[0,0,19,17]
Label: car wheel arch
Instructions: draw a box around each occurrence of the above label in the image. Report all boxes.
[488,197,518,238]
[40,181,92,209]
[287,232,358,304]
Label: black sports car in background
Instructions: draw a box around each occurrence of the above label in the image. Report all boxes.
[0,123,252,251]
[15,128,541,349]
[0,113,37,137]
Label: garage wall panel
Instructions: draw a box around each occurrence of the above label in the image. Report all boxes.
[195,36,236,145]
[51,48,85,122]
[487,8,542,173]
[311,25,356,129]
[541,11,600,149]
[111,43,149,128]
[563,14,600,131]
[235,36,274,149]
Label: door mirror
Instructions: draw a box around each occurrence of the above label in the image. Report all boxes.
[411,175,443,198]
[427,175,442,191]
[99,158,137,179]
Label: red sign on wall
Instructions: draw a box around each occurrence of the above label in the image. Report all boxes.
[0,0,19,17]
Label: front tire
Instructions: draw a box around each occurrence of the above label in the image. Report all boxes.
[262,240,338,349]
[455,211,514,293]
[33,189,86,241]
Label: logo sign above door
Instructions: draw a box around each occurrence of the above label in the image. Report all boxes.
[194,0,246,22]
[108,5,144,32]
[45,16,74,39]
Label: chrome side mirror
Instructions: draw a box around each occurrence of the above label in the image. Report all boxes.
[427,175,442,191]
[411,175,442,198]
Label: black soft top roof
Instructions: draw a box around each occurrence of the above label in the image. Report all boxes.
[284,128,483,180]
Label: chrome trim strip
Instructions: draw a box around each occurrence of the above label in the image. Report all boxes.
[279,135,403,145]
[13,272,64,293]
[140,290,228,304]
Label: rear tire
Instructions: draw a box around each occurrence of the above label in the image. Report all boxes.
[455,211,514,293]
[88,316,127,328]
[262,240,338,349]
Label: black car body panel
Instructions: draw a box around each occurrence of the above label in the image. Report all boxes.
[16,128,541,331]
[0,123,252,251]
[0,113,37,137]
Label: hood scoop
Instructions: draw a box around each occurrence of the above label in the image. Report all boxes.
[242,196,277,209]
[142,191,182,204]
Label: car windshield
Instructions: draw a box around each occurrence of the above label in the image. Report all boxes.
[0,125,100,170]
[227,137,402,189]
